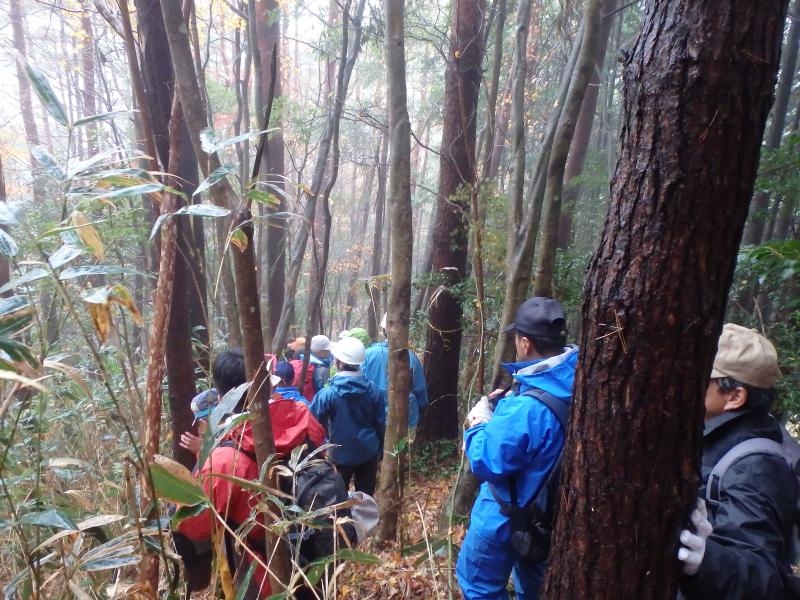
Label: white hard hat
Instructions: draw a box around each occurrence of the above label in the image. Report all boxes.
[331,336,366,366]
[338,329,351,340]
[310,334,332,354]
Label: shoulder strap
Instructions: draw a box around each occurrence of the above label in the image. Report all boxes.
[519,387,569,432]
[489,387,571,510]
[706,437,786,505]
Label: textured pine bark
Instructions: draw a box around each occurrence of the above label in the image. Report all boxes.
[542,2,788,598]
[418,0,485,442]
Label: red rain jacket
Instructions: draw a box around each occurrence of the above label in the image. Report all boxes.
[178,394,326,597]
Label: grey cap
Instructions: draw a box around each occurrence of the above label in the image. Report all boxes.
[503,297,566,338]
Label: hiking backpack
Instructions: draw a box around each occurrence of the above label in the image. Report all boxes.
[705,425,800,596]
[290,359,326,403]
[488,387,570,566]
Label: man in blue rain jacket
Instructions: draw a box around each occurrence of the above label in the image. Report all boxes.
[362,313,428,440]
[311,336,386,496]
[457,297,578,600]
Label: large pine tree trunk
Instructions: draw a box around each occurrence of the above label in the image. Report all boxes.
[542,2,787,598]
[417,0,485,442]
[376,0,412,542]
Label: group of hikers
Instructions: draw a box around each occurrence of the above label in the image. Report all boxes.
[170,297,798,600]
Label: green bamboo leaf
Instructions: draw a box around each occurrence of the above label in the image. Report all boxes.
[48,245,85,269]
[334,548,381,565]
[0,203,22,226]
[0,335,37,366]
[234,562,257,600]
[200,127,276,154]
[72,110,132,128]
[30,146,66,181]
[0,230,19,257]
[194,165,235,196]
[170,504,207,528]
[18,509,77,531]
[246,189,280,207]
[0,296,29,317]
[92,182,164,202]
[81,555,141,572]
[21,58,69,127]
[0,268,49,294]
[149,462,207,506]
[175,204,231,218]
[149,213,170,241]
[58,265,149,281]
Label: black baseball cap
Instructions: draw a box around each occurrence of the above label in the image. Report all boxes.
[503,297,566,338]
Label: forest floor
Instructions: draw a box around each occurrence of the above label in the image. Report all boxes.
[341,440,465,599]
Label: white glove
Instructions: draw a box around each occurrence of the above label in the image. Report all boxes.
[678,499,712,575]
[466,396,493,428]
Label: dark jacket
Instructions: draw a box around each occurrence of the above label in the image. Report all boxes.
[310,372,386,466]
[681,409,796,600]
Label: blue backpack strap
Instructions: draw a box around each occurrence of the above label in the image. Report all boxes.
[706,437,786,507]
[488,387,570,510]
[519,387,569,433]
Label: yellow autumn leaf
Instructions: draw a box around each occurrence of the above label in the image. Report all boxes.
[229,228,249,252]
[109,285,144,327]
[71,212,105,261]
[86,301,111,344]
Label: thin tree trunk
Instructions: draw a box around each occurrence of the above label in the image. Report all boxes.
[9,0,45,205]
[273,0,367,354]
[490,30,582,386]
[478,0,508,176]
[417,0,485,443]
[139,98,183,592]
[367,134,389,339]
[79,3,99,153]
[377,0,412,542]
[0,158,9,294]
[533,0,604,298]
[745,0,799,246]
[542,1,787,597]
[557,0,618,249]
[254,0,286,351]
[158,0,291,588]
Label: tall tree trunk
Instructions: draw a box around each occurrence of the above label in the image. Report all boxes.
[478,0,508,176]
[557,0,618,249]
[487,81,512,180]
[367,134,389,340]
[490,30,582,386]
[377,0,412,542]
[542,2,787,598]
[139,98,183,592]
[273,0,367,354]
[0,158,9,294]
[9,0,45,205]
[136,0,203,470]
[745,0,799,246]
[253,0,287,350]
[417,0,485,443]
[79,3,98,153]
[533,0,604,298]
[345,148,379,329]
[158,0,291,588]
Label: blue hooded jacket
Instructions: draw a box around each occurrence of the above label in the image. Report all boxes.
[274,386,306,404]
[361,341,429,428]
[464,346,578,546]
[310,372,386,466]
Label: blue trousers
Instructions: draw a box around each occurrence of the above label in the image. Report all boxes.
[456,527,545,599]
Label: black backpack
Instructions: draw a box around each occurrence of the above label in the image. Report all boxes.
[488,387,570,566]
[283,459,358,564]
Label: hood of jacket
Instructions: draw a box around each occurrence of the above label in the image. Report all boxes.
[502,345,579,400]
[329,372,373,397]
[221,420,257,456]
